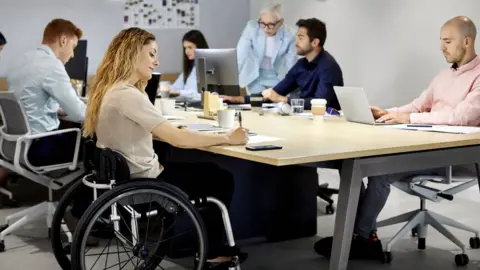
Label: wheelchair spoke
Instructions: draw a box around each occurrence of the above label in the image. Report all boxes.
[104,239,110,270]
[143,193,154,247]
[115,235,122,270]
[118,236,137,269]
[103,258,133,270]
[85,250,130,257]
[119,257,135,270]
[89,237,113,270]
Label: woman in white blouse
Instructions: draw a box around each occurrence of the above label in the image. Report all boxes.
[169,30,209,102]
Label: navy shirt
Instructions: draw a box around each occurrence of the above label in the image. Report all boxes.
[246,50,343,110]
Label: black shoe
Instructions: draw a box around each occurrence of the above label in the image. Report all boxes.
[314,234,383,260]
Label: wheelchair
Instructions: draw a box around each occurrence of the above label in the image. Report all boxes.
[51,140,242,270]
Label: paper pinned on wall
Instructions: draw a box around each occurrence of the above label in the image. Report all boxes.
[123,0,200,29]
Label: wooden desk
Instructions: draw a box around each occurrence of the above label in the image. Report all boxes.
[157,108,480,270]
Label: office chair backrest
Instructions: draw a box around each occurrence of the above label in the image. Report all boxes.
[0,91,30,161]
[96,147,131,184]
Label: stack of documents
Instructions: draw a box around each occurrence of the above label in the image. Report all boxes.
[383,124,480,134]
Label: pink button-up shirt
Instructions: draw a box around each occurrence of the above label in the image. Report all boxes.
[388,56,480,126]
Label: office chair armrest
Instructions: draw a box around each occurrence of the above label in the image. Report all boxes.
[15,128,82,173]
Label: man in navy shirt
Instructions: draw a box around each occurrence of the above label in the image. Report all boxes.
[223,18,344,110]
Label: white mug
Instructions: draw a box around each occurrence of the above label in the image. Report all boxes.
[217,109,236,128]
[159,99,175,115]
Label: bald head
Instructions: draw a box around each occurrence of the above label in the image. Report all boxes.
[440,16,477,66]
[443,16,477,41]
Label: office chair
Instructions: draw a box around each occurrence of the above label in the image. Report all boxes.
[0,92,85,251]
[376,166,480,266]
[317,183,338,214]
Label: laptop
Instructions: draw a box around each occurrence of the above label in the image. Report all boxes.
[333,86,394,125]
[145,72,161,105]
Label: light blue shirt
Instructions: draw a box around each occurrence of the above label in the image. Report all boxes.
[237,20,298,92]
[7,45,86,134]
[170,66,201,101]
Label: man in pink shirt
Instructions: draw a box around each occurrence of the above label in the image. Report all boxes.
[314,16,479,261]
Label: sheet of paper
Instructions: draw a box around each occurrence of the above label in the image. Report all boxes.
[383,124,480,134]
[294,112,339,118]
[165,115,185,121]
[228,104,252,110]
[247,135,284,145]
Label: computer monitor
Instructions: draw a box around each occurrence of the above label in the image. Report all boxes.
[65,40,88,96]
[194,48,241,99]
[145,72,161,105]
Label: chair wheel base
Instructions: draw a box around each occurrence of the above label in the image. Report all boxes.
[0,241,5,252]
[325,205,335,215]
[469,237,480,249]
[382,252,392,264]
[455,254,469,266]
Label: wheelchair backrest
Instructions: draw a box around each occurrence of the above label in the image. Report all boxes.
[83,138,131,184]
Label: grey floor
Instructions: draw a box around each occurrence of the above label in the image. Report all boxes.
[1,169,480,270]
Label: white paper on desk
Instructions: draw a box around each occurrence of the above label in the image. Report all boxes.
[294,112,339,118]
[165,115,186,121]
[228,104,252,110]
[247,135,284,144]
[383,124,480,134]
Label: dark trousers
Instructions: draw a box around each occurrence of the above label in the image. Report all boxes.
[159,162,234,259]
[27,122,83,167]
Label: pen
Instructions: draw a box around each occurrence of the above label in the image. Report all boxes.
[238,111,243,127]
[407,124,432,128]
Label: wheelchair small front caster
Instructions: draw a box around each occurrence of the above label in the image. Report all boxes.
[455,254,469,266]
[62,243,71,254]
[228,255,241,270]
[0,240,5,252]
[382,252,392,264]
[325,205,335,215]
[469,237,480,249]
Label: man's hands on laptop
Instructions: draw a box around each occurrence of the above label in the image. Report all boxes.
[370,106,411,124]
[370,106,388,119]
[376,112,411,124]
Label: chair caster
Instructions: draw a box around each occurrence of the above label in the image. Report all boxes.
[418,238,426,250]
[411,227,418,237]
[0,240,5,252]
[455,254,469,266]
[469,237,480,249]
[381,251,392,264]
[325,205,335,215]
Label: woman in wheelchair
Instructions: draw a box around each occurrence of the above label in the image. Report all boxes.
[77,28,249,269]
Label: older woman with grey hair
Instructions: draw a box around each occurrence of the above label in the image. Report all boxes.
[234,3,297,98]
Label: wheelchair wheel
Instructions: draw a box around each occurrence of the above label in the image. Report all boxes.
[52,174,111,270]
[51,178,84,270]
[71,180,208,270]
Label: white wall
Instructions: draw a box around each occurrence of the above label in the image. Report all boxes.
[250,0,480,108]
[0,0,249,76]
